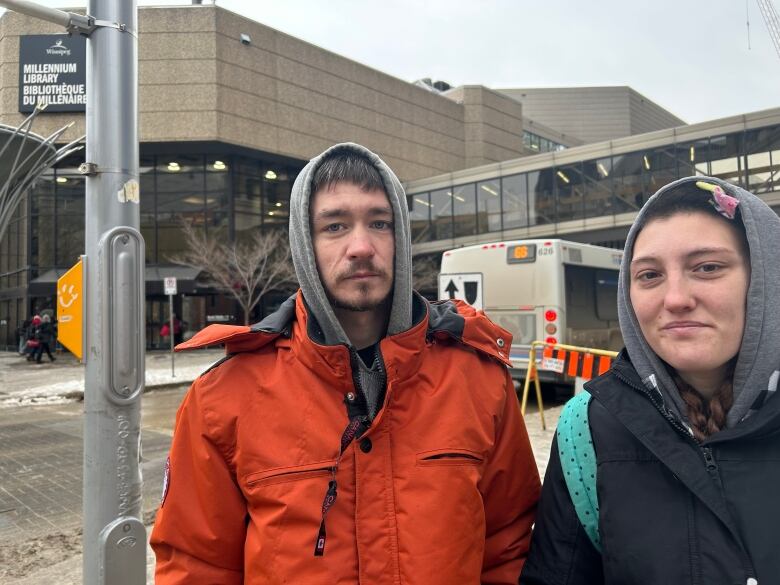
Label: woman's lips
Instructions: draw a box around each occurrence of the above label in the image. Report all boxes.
[661,321,709,334]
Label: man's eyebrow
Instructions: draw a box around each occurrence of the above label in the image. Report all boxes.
[631,246,737,265]
[314,208,347,220]
[366,206,393,216]
[313,206,393,220]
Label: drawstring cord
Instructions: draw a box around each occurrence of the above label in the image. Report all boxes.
[314,415,370,556]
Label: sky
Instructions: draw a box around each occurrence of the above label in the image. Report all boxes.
[3,0,779,124]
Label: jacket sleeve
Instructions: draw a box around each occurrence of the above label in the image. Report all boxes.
[479,370,542,585]
[150,378,247,584]
[519,435,604,585]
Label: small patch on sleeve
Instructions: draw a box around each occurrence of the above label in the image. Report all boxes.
[161,456,171,507]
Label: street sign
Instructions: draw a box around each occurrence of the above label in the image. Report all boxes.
[18,34,87,113]
[438,272,484,310]
[57,257,83,360]
[164,276,177,295]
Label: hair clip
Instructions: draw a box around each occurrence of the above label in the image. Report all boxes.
[696,181,739,220]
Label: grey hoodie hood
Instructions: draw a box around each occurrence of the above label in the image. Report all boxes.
[618,176,780,428]
[289,142,413,347]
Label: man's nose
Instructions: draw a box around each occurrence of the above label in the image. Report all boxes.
[346,227,375,258]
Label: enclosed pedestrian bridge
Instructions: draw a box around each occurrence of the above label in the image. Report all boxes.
[406,107,780,254]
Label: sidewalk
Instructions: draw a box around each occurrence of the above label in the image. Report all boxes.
[0,348,224,408]
[0,348,225,583]
[0,349,562,584]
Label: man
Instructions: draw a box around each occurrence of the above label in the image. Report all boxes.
[150,143,540,584]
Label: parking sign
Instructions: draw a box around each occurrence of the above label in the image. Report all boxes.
[164,276,177,295]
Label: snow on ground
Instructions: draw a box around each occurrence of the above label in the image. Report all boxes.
[0,349,224,408]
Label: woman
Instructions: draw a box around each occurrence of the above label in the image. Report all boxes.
[521,177,780,584]
[34,314,56,363]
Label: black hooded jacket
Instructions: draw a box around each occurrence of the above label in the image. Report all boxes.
[520,351,780,585]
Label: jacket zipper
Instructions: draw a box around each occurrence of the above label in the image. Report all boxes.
[608,368,757,580]
[316,346,388,558]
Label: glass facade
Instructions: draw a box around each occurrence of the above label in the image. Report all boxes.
[523,130,567,153]
[0,146,304,350]
[408,126,780,243]
[32,151,301,277]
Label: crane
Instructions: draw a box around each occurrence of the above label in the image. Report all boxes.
[756,0,780,59]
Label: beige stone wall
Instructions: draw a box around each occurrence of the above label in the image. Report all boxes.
[211,8,471,179]
[0,5,528,181]
[444,86,524,168]
[498,86,685,145]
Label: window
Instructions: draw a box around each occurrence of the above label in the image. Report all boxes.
[595,269,619,321]
[643,146,678,195]
[675,139,709,178]
[502,174,529,229]
[477,179,501,233]
[744,128,780,194]
[582,157,613,219]
[408,193,432,243]
[612,152,647,212]
[430,188,453,240]
[452,183,476,237]
[528,169,555,226]
[555,163,584,222]
[709,133,743,186]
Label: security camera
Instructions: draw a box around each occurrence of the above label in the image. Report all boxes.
[240,33,251,46]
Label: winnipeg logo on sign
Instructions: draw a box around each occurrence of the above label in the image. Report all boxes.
[46,39,71,56]
[438,273,484,310]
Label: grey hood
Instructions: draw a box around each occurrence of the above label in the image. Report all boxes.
[289,142,413,346]
[618,176,780,428]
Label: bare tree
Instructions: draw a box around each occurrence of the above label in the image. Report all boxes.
[170,222,297,325]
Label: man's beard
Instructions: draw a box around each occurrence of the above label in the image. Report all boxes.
[330,287,392,312]
[326,262,393,312]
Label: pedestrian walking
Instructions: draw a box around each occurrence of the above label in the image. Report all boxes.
[151,143,541,584]
[33,314,56,363]
[24,315,42,361]
[521,177,780,584]
[160,315,183,346]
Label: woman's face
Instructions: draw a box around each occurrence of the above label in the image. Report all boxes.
[630,211,750,390]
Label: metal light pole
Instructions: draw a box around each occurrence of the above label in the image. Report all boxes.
[0,1,144,584]
[82,0,145,583]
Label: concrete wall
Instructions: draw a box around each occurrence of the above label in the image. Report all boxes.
[0,5,526,181]
[628,87,686,136]
[442,85,524,167]
[498,86,685,144]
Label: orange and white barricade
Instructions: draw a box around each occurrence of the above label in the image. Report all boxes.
[520,341,619,430]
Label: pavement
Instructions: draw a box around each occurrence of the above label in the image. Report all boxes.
[0,348,562,584]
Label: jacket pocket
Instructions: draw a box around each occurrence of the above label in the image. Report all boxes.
[416,448,484,467]
[245,459,336,488]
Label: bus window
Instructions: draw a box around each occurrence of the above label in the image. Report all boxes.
[488,312,536,346]
[595,269,619,321]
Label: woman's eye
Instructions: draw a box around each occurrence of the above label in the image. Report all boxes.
[636,270,660,282]
[697,263,721,274]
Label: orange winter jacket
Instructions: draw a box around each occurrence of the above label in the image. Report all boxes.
[151,293,540,584]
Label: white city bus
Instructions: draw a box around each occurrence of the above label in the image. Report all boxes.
[438,239,623,381]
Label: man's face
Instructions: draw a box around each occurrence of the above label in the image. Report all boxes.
[310,182,395,312]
